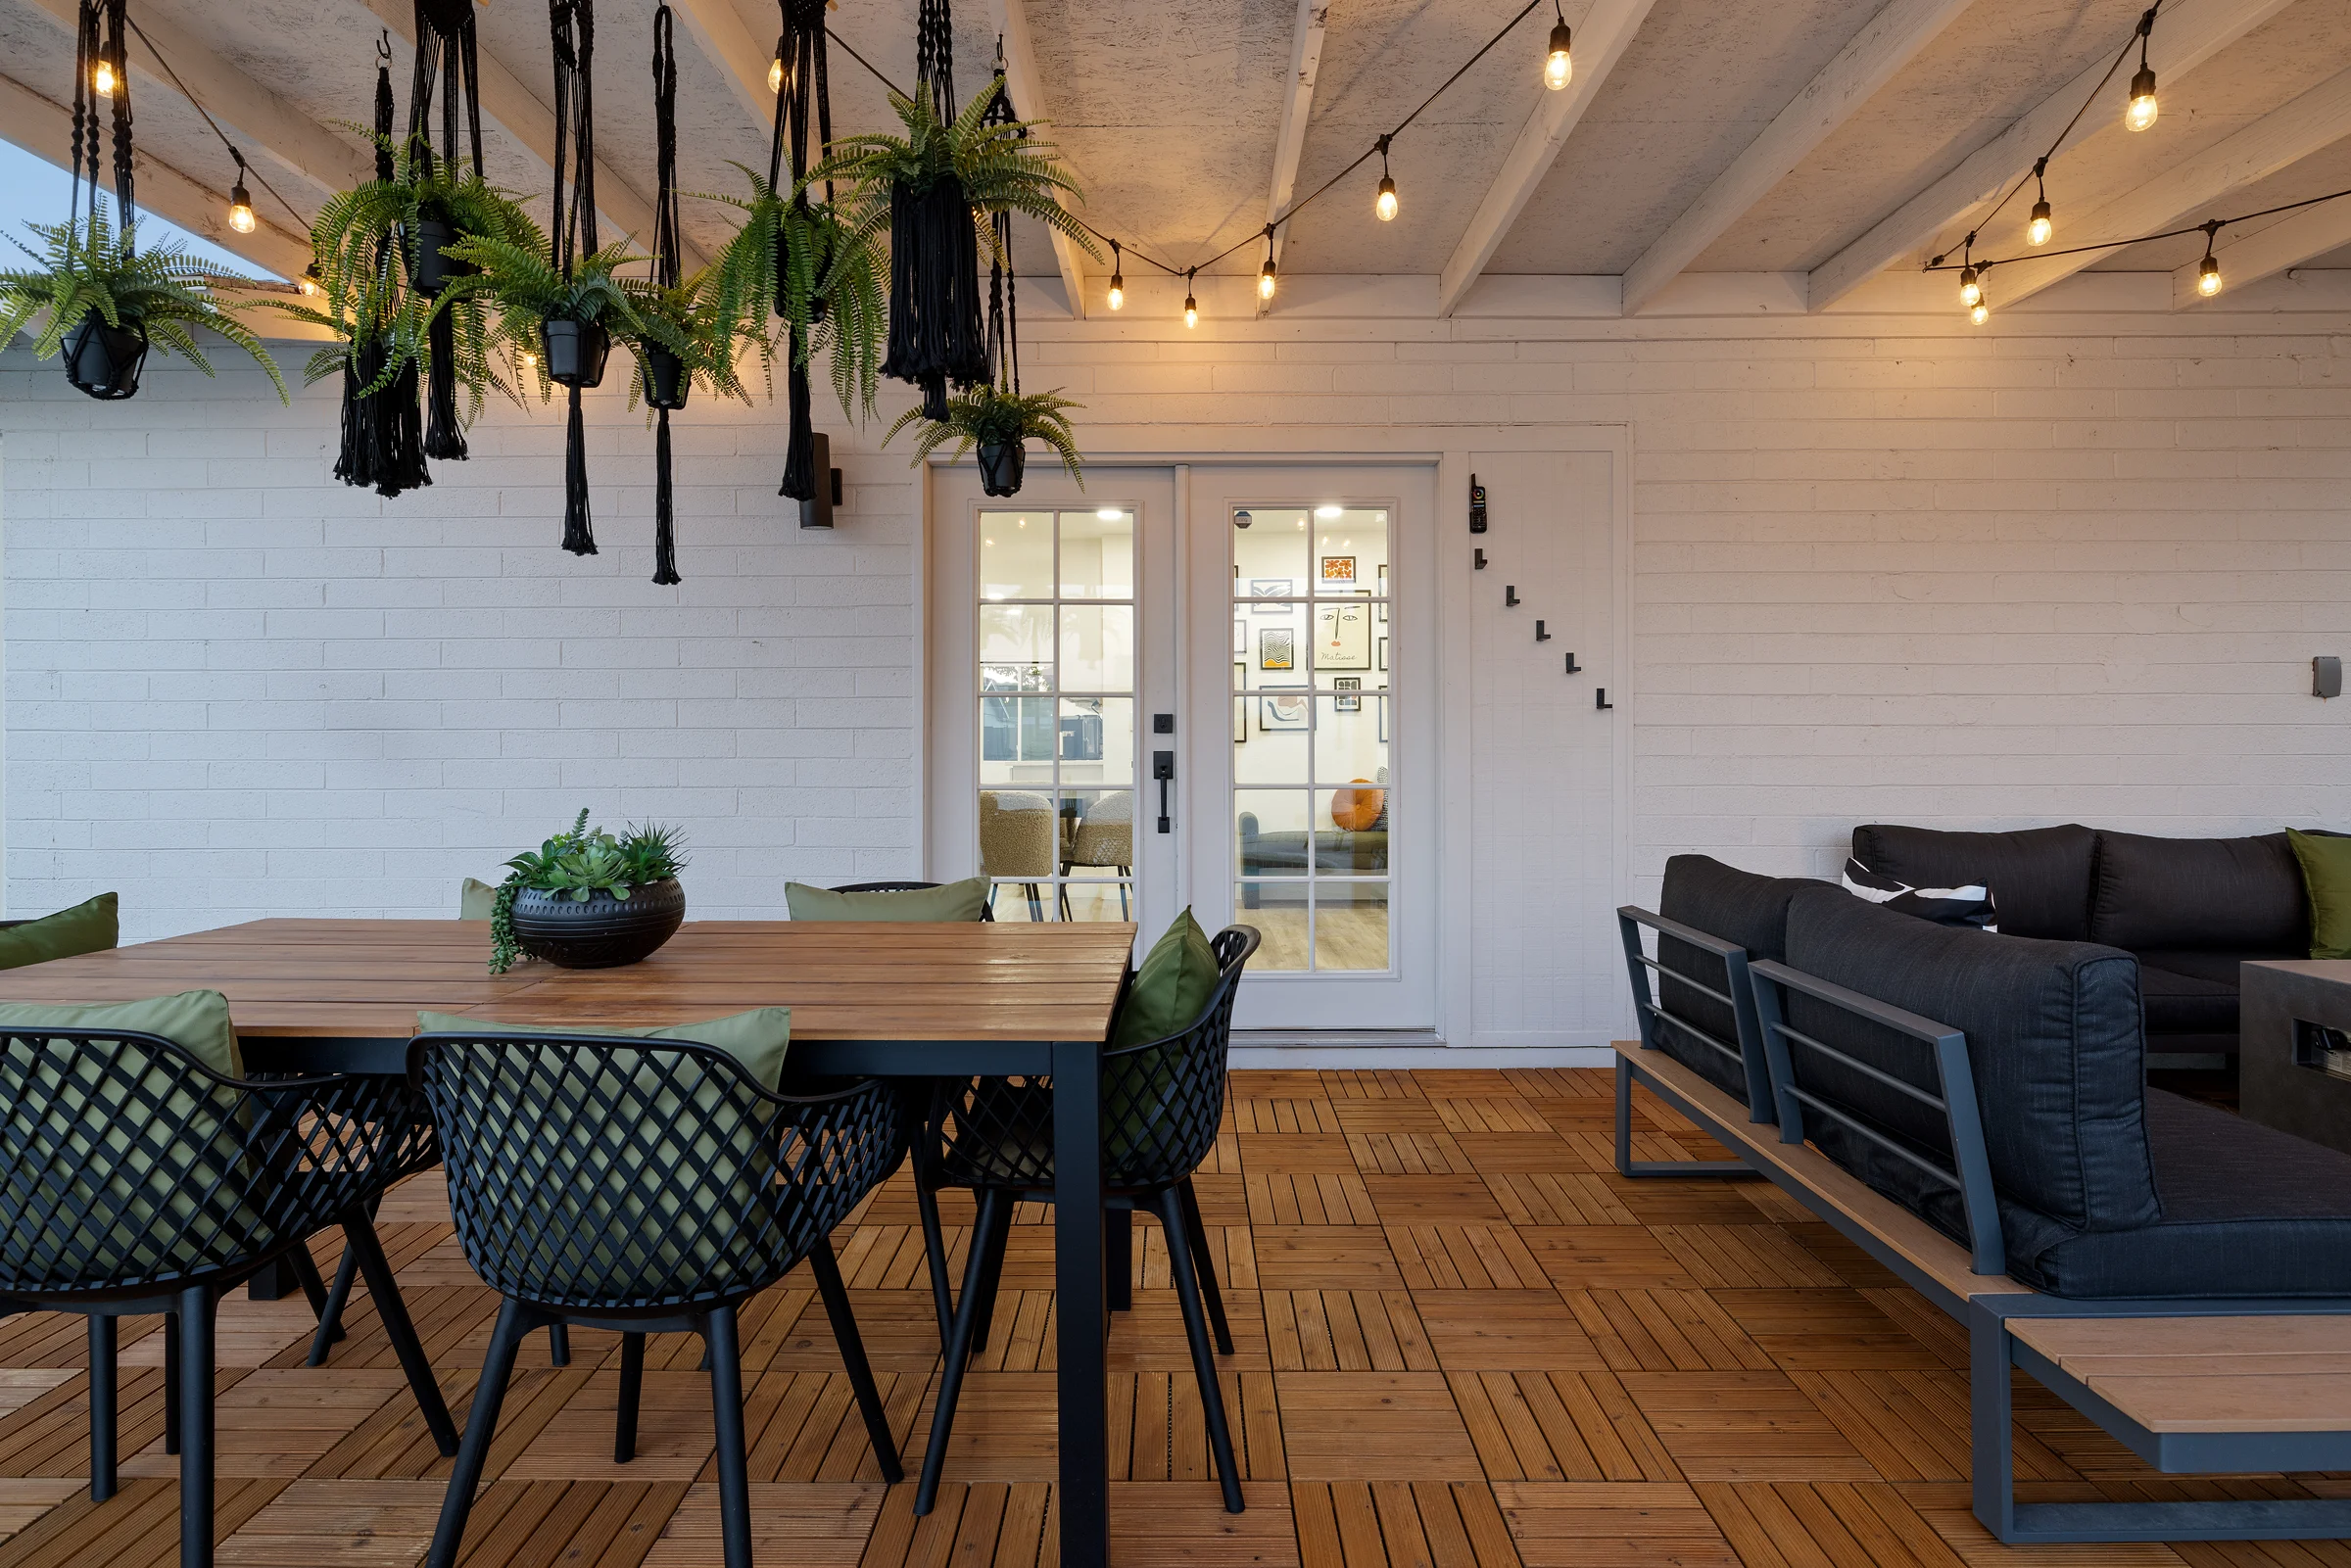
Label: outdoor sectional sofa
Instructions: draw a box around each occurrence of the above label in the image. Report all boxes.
[1614,854,2351,1544]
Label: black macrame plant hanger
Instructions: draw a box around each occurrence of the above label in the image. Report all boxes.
[549,0,600,555]
[882,0,985,421]
[407,0,486,460]
[982,65,1020,404]
[337,35,431,497]
[647,2,686,584]
[62,0,146,400]
[769,0,832,501]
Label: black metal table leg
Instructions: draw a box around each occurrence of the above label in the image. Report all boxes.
[1052,1038,1109,1568]
[1106,1209,1132,1313]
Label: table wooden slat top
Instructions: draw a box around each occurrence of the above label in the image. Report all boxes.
[0,918,1137,1042]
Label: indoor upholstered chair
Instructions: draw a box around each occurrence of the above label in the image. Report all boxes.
[979,790,1057,920]
[1060,791,1134,918]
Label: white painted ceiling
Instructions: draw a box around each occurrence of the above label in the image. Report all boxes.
[4,0,2351,309]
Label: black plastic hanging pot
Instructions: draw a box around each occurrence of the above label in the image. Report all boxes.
[640,345,691,410]
[408,214,472,297]
[978,440,1027,498]
[62,309,148,401]
[542,317,610,389]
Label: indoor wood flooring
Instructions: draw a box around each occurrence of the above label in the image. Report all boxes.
[1,1068,2341,1568]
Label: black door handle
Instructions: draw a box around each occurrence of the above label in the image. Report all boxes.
[1153,751,1174,833]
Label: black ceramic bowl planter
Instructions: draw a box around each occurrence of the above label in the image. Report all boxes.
[408,214,473,297]
[641,345,691,410]
[63,309,149,401]
[542,317,611,388]
[508,878,685,969]
[978,440,1026,498]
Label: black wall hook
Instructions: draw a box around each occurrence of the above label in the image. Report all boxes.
[1473,548,1487,570]
[1595,688,1612,710]
[1563,651,1581,674]
[1505,586,1519,607]
[1534,620,1551,642]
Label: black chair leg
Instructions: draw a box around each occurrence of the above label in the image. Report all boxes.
[967,1190,1015,1356]
[424,1297,529,1568]
[176,1285,216,1568]
[705,1307,754,1568]
[288,1245,333,1320]
[341,1215,459,1455]
[613,1332,646,1464]
[809,1235,904,1482]
[1155,1189,1244,1514]
[87,1316,116,1502]
[548,1324,572,1365]
[1106,1208,1132,1314]
[1025,884,1043,923]
[307,1247,358,1365]
[163,1312,180,1456]
[1177,1179,1234,1355]
[914,1171,954,1348]
[917,1187,1007,1514]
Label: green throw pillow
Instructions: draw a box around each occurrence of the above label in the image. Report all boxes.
[785,877,992,923]
[415,1006,790,1089]
[0,988,242,1077]
[458,879,500,921]
[2289,829,2351,959]
[1114,909,1222,1047]
[0,892,119,971]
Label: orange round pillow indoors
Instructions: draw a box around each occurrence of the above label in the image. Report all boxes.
[1330,781,1385,832]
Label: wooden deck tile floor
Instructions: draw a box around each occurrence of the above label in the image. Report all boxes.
[3,1068,2347,1566]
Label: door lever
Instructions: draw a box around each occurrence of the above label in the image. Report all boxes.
[1153,751,1175,833]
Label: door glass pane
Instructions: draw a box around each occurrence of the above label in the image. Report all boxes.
[1230,499,1395,975]
[977,508,1138,927]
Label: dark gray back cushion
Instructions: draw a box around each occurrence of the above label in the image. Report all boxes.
[1850,824,2095,941]
[2089,831,2307,953]
[1781,886,2159,1236]
[1653,856,1817,1103]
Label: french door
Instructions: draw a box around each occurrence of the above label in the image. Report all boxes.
[928,459,1436,1032]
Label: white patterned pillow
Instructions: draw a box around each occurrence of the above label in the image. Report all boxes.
[1842,858,1999,931]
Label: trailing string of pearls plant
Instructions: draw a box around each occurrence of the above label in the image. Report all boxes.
[1921,0,2351,322]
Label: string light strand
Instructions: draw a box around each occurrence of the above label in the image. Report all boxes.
[120,12,310,232]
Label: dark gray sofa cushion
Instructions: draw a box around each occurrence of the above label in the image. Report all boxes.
[1780,887,2160,1236]
[2133,961,2240,1037]
[2089,831,2306,953]
[1653,856,1817,1104]
[2014,1090,2351,1298]
[1849,824,2096,940]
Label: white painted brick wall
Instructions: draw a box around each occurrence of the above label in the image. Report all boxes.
[7,301,2351,950]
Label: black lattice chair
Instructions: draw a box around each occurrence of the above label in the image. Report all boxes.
[410,1030,907,1568]
[0,1029,459,1568]
[913,925,1259,1516]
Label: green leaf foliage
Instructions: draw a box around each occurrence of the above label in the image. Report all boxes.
[0,206,287,401]
[488,810,690,973]
[696,164,886,419]
[885,384,1084,484]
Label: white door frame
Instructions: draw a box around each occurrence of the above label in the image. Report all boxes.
[922,422,1632,1056]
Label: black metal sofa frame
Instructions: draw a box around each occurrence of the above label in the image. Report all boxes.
[1615,904,2351,1545]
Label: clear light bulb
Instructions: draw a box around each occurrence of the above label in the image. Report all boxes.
[1375,176,1398,222]
[1544,22,1572,90]
[300,262,320,298]
[1957,266,1980,309]
[2028,200,2052,247]
[1106,273,1124,310]
[2197,254,2223,296]
[227,182,256,235]
[1259,260,1276,301]
[1183,293,1198,328]
[1969,299,1990,326]
[769,57,785,92]
[2126,66,2158,131]
[92,60,116,96]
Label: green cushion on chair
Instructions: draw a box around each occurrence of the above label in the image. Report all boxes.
[0,988,243,1077]
[0,892,119,971]
[2290,829,2351,959]
[458,879,500,921]
[785,878,992,923]
[415,1007,790,1089]
[1114,909,1221,1048]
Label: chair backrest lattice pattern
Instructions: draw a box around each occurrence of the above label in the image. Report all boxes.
[0,1030,431,1294]
[935,926,1260,1192]
[412,1034,899,1310]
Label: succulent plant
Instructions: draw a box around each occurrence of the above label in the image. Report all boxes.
[488,810,689,973]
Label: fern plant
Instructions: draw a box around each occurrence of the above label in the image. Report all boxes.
[621,269,754,407]
[0,208,286,400]
[885,384,1083,482]
[696,164,884,416]
[811,81,1097,254]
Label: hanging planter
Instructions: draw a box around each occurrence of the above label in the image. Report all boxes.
[885,384,1083,499]
[977,439,1025,497]
[61,309,148,400]
[541,316,610,386]
[408,214,474,296]
[640,344,690,409]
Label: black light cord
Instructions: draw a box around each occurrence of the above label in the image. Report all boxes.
[120,11,310,231]
[1922,180,2351,273]
[827,0,1549,280]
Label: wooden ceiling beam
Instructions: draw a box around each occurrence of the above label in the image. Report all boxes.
[1984,63,2351,309]
[1807,0,2297,309]
[1435,0,1658,319]
[355,0,703,270]
[994,0,1091,318]
[0,71,312,279]
[1619,0,1977,315]
[2173,195,2351,307]
[1258,0,1327,315]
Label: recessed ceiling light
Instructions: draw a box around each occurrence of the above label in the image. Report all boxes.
[1097,507,1122,520]
[1315,504,1344,519]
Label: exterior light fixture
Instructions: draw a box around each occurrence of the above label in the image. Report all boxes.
[1544,3,1572,90]
[1374,134,1398,221]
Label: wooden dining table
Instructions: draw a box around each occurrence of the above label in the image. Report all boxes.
[0,916,1137,1567]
